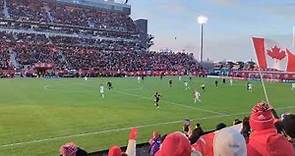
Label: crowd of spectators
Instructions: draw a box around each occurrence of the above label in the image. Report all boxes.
[59,102,295,156]
[0,44,11,69]
[14,44,67,68]
[0,0,4,18]
[0,0,141,42]
[2,0,138,33]
[0,0,200,77]
[7,0,49,23]
[49,3,136,32]
[62,48,197,73]
[0,30,199,77]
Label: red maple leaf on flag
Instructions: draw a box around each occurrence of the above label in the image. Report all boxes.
[266,46,286,60]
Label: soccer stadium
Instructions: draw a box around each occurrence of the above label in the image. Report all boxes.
[0,0,295,156]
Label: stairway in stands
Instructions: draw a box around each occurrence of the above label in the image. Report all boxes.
[58,51,71,69]
[9,49,19,69]
[44,6,54,23]
[3,0,10,18]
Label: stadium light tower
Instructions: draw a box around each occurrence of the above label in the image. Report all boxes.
[198,15,208,63]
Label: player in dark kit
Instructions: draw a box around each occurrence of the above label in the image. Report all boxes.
[169,79,172,87]
[223,78,226,84]
[201,83,205,92]
[107,81,113,90]
[215,80,218,88]
[154,92,161,109]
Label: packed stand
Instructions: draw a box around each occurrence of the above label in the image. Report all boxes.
[0,30,199,77]
[0,0,4,18]
[7,0,50,23]
[60,102,295,156]
[14,44,66,68]
[2,0,139,35]
[62,49,197,73]
[0,0,200,77]
[0,45,11,69]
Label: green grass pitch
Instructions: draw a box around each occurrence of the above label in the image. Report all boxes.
[0,77,294,156]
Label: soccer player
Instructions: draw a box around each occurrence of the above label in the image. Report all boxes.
[230,78,233,86]
[107,81,113,90]
[193,90,201,103]
[184,81,189,90]
[169,79,172,87]
[99,84,105,98]
[160,74,163,80]
[223,78,226,84]
[178,76,182,81]
[215,80,218,88]
[154,92,161,109]
[84,76,88,81]
[292,83,295,90]
[247,82,253,92]
[201,83,205,92]
[137,76,141,83]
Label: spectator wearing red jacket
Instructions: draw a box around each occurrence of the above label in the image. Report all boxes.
[247,102,295,156]
[155,132,193,156]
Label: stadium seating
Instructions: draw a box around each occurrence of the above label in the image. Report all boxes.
[0,0,201,77]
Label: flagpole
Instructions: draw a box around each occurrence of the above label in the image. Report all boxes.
[293,26,295,48]
[251,37,270,105]
[257,66,270,105]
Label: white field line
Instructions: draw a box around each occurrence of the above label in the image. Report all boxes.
[0,112,246,149]
[1,106,294,149]
[114,89,224,115]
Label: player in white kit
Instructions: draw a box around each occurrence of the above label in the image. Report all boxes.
[230,79,233,86]
[193,90,201,103]
[292,83,295,90]
[184,81,189,90]
[247,82,253,92]
[99,84,105,98]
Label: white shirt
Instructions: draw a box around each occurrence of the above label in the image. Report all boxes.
[195,91,200,98]
[184,82,188,87]
[100,86,104,93]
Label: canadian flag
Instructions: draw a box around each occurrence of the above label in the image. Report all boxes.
[252,37,295,72]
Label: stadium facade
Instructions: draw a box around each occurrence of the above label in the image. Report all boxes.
[58,0,131,14]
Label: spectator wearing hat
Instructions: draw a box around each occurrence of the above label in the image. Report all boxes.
[247,102,294,156]
[155,132,194,156]
[213,127,247,156]
[191,132,215,156]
